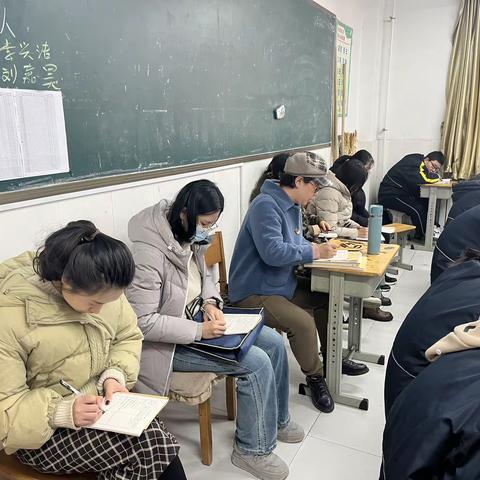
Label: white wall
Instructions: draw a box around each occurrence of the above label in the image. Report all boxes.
[0,0,459,263]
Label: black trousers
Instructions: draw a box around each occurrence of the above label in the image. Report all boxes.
[380,195,428,239]
[161,456,187,480]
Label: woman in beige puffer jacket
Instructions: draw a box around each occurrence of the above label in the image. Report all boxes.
[306,159,369,239]
[0,221,185,479]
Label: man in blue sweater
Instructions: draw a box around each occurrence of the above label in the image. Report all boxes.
[229,152,369,413]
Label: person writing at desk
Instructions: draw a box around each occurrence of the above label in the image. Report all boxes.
[126,180,302,480]
[378,151,445,240]
[229,152,370,415]
[0,221,184,479]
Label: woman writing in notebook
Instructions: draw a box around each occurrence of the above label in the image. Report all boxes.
[126,179,302,480]
[0,220,185,479]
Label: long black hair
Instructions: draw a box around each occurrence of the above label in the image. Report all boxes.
[33,220,135,293]
[250,152,290,203]
[168,179,224,243]
[331,149,374,175]
[335,158,369,193]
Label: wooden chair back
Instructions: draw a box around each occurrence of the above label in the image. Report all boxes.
[205,231,228,296]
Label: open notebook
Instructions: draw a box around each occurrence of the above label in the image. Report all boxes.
[223,313,263,335]
[313,250,364,268]
[87,393,168,437]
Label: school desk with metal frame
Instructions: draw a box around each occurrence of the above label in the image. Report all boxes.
[419,182,453,251]
[305,241,399,411]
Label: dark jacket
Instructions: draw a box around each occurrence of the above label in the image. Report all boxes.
[430,204,480,283]
[384,259,480,415]
[382,348,480,480]
[351,188,369,227]
[447,179,480,224]
[229,179,313,303]
[378,153,440,201]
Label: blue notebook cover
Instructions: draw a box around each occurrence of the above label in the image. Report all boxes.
[187,306,264,363]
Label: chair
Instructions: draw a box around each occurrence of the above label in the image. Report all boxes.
[168,231,237,466]
[0,449,95,480]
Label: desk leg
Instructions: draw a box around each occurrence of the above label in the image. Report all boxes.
[423,190,437,251]
[327,272,369,410]
[393,233,413,271]
[344,297,385,366]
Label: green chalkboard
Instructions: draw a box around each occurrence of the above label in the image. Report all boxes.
[0,0,335,193]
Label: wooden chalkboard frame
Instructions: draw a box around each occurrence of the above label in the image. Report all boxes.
[0,141,331,205]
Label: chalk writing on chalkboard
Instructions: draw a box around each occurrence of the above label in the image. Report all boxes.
[0,6,60,90]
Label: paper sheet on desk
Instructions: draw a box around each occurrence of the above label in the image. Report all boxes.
[223,314,262,335]
[87,393,168,437]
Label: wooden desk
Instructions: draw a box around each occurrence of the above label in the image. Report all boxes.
[305,241,399,410]
[419,182,453,251]
[384,223,416,270]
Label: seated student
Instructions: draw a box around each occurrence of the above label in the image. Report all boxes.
[447,174,480,224]
[126,180,301,480]
[382,322,480,480]
[229,152,370,415]
[430,203,480,283]
[384,250,480,416]
[306,158,368,240]
[250,152,291,203]
[378,151,445,239]
[0,221,184,479]
[330,150,375,228]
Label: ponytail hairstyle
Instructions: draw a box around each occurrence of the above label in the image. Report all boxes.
[250,152,290,203]
[33,220,135,294]
[335,158,369,193]
[168,179,224,243]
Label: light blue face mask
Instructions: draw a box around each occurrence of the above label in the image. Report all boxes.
[192,225,209,243]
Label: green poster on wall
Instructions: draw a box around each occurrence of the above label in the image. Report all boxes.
[336,21,353,117]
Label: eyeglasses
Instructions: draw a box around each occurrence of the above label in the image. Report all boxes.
[310,179,323,193]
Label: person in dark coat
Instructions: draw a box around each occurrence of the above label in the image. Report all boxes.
[330,150,374,227]
[384,253,480,416]
[381,347,480,480]
[446,175,480,224]
[430,204,480,283]
[378,151,445,239]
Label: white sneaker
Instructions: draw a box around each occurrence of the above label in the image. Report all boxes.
[231,444,289,480]
[277,421,304,443]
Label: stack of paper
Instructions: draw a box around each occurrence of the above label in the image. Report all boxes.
[381,226,396,234]
[313,250,363,268]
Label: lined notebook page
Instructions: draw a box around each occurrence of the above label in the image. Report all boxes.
[88,393,168,437]
[223,314,262,335]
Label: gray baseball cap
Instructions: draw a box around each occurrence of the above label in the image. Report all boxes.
[284,152,331,186]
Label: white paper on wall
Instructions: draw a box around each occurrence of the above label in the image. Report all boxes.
[0,88,69,181]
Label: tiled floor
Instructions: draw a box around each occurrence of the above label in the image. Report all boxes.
[162,247,433,480]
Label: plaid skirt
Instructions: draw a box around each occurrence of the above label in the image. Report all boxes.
[16,418,179,480]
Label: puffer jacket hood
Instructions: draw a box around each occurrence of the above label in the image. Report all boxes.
[128,200,186,271]
[452,177,480,202]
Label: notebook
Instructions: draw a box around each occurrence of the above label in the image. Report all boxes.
[223,313,263,335]
[313,250,363,267]
[87,393,168,437]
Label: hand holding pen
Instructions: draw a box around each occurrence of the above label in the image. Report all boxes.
[201,304,226,339]
[60,379,105,427]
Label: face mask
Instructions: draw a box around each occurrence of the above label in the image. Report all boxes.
[192,225,209,243]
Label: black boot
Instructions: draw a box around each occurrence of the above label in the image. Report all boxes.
[380,294,392,307]
[342,358,369,376]
[306,375,334,413]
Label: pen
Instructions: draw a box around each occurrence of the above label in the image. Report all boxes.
[60,379,105,413]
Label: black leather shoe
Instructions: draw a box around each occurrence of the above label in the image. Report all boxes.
[380,283,391,292]
[363,306,393,322]
[342,358,369,376]
[385,274,397,284]
[381,294,392,307]
[306,375,334,413]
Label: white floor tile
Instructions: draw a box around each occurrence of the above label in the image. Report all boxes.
[289,436,381,480]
